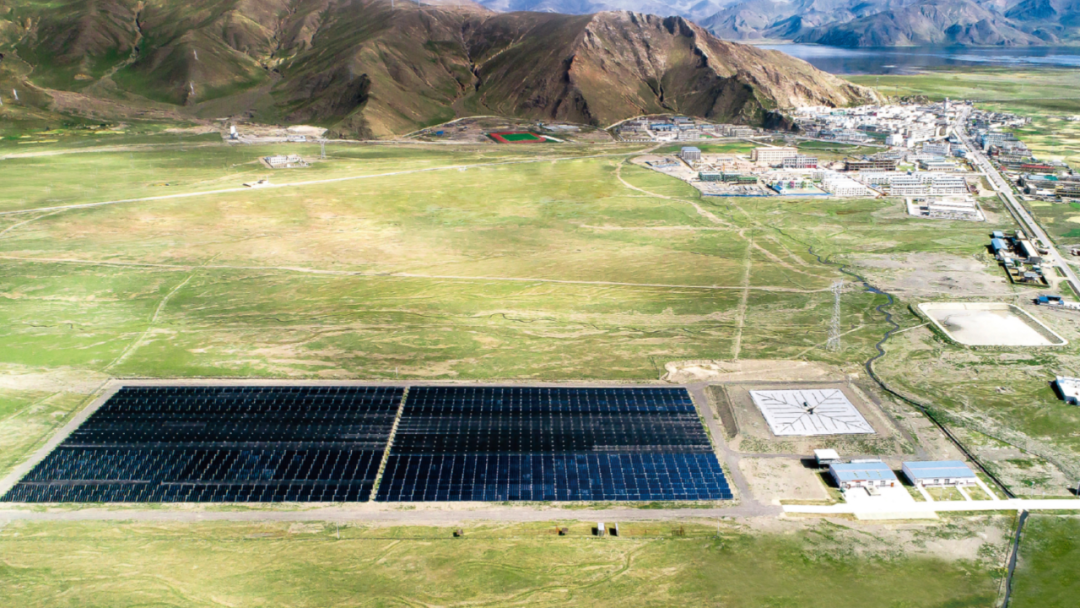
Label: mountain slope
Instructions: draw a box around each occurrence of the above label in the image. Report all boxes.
[474,0,732,21]
[797,0,1051,45]
[0,1,880,137]
[696,0,1079,45]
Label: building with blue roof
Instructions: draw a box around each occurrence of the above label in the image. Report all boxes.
[901,461,976,487]
[828,461,897,490]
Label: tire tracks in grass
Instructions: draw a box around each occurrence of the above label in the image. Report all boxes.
[0,255,837,294]
[103,254,218,373]
[0,210,63,239]
[0,150,656,217]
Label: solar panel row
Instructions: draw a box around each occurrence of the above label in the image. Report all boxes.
[376,453,728,502]
[3,482,370,503]
[2,385,733,503]
[1,386,401,503]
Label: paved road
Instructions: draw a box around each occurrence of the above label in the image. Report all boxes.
[785,498,1079,516]
[954,110,1080,295]
[0,503,781,524]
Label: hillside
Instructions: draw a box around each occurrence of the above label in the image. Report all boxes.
[0,1,878,137]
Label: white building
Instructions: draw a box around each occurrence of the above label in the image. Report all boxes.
[264,154,306,169]
[680,146,701,162]
[752,147,799,166]
[865,172,967,196]
[782,155,818,169]
[829,461,898,490]
[901,461,977,487]
[814,449,841,467]
[1054,376,1080,405]
[916,198,984,221]
[821,173,873,197]
[919,159,957,172]
[923,142,951,156]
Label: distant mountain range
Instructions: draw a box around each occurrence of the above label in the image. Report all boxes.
[479,0,1080,45]
[0,1,878,137]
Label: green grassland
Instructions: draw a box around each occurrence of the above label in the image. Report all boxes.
[1010,515,1080,608]
[0,519,1005,608]
[1013,199,1080,246]
[1,148,884,384]
[0,139,643,212]
[847,69,1080,116]
[795,140,882,160]
[655,141,758,155]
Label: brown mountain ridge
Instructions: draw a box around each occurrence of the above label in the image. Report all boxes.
[0,0,879,137]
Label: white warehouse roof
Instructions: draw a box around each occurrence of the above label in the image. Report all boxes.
[902,461,976,481]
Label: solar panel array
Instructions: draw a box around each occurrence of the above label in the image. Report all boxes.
[2,385,731,503]
[1,386,401,502]
[375,387,731,502]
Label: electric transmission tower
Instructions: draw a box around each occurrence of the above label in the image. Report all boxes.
[826,281,843,352]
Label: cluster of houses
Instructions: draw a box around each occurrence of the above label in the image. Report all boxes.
[615,116,758,142]
[792,100,960,148]
[968,109,1079,202]
[813,450,981,492]
[990,230,1050,285]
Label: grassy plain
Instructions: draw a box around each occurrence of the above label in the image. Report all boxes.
[0,519,1006,608]
[6,132,1076,490]
[847,69,1080,116]
[0,144,885,385]
[1010,515,1080,608]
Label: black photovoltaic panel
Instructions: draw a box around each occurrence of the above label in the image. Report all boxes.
[376,387,731,502]
[2,386,402,503]
[377,454,727,502]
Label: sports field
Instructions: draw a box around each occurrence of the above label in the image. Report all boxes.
[489,131,546,143]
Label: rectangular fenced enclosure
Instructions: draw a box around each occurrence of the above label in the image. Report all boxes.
[3,385,731,503]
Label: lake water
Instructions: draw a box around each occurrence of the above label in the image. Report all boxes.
[759,44,1080,75]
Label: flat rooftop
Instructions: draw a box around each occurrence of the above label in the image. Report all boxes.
[750,389,874,436]
[902,461,976,480]
[829,461,897,483]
